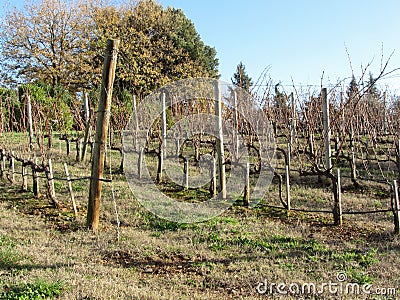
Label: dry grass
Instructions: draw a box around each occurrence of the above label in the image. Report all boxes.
[0,135,399,299]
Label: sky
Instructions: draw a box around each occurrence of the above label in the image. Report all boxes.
[158,0,400,92]
[2,0,400,92]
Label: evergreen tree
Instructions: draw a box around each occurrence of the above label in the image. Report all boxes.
[231,62,253,91]
[365,72,380,97]
[346,75,359,100]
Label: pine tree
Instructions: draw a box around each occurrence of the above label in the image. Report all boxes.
[231,62,253,91]
[347,75,359,100]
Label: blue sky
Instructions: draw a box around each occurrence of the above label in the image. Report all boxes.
[158,0,400,91]
[2,0,400,91]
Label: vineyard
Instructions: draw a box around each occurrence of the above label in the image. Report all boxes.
[0,38,399,299]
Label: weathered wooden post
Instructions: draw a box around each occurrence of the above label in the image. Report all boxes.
[32,157,40,197]
[1,150,5,179]
[76,139,82,162]
[66,138,71,156]
[161,92,167,155]
[156,92,167,183]
[64,163,78,219]
[397,139,400,183]
[210,156,217,197]
[322,88,332,171]
[393,180,400,234]
[138,148,144,179]
[26,94,34,152]
[46,158,58,207]
[214,81,226,199]
[184,157,189,190]
[243,163,250,206]
[84,92,90,124]
[290,92,297,145]
[333,168,343,226]
[21,162,28,191]
[11,151,15,183]
[176,138,180,157]
[87,39,120,231]
[285,164,291,212]
[233,91,239,160]
[309,133,314,156]
[81,103,92,162]
[132,95,139,152]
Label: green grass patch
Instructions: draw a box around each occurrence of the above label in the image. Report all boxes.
[0,235,22,269]
[0,278,63,299]
[144,213,188,231]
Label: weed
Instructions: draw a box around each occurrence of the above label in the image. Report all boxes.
[347,269,373,284]
[0,235,22,269]
[0,279,63,300]
[144,213,188,231]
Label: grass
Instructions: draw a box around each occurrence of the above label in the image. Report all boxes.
[0,235,22,270]
[0,132,399,299]
[0,279,63,300]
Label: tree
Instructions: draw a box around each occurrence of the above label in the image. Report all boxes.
[1,0,220,133]
[91,0,219,98]
[346,75,359,100]
[231,62,253,91]
[365,72,380,97]
[0,0,95,90]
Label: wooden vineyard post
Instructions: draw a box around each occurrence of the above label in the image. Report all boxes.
[321,88,332,172]
[81,95,92,162]
[1,150,5,179]
[176,138,180,157]
[210,156,217,197]
[156,147,163,183]
[233,91,239,161]
[243,163,250,207]
[84,92,90,124]
[214,81,226,199]
[393,180,400,234]
[184,157,189,190]
[333,168,343,226]
[46,158,58,208]
[64,163,78,219]
[349,123,358,186]
[21,162,28,191]
[11,151,15,183]
[32,157,40,198]
[26,94,34,151]
[87,39,120,231]
[132,95,139,152]
[397,139,400,183]
[309,133,314,156]
[138,148,144,179]
[290,92,297,145]
[157,92,166,183]
[76,139,82,162]
[66,138,71,156]
[285,164,291,212]
[161,92,167,156]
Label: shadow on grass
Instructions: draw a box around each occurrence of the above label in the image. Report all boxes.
[103,249,238,275]
[0,260,75,272]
